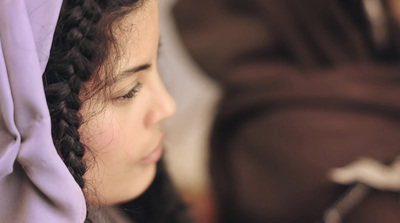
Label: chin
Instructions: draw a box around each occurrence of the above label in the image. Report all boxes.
[126,163,158,201]
[85,163,158,206]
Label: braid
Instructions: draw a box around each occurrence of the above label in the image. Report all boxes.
[43,0,101,193]
[44,0,193,222]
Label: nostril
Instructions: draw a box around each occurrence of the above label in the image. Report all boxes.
[165,94,177,118]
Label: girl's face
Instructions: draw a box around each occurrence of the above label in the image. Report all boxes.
[79,0,175,205]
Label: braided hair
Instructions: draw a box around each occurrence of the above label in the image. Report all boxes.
[43,0,191,222]
[44,0,102,190]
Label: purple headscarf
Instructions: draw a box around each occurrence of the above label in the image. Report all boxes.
[0,0,86,222]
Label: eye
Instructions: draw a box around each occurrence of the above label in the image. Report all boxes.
[116,82,143,101]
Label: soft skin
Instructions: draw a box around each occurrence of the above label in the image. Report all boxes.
[79,0,176,205]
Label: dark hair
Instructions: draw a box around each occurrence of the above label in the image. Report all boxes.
[43,0,191,222]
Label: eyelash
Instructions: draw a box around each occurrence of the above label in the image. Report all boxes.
[117,82,143,101]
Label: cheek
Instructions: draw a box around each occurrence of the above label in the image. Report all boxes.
[80,107,146,170]
[80,108,156,205]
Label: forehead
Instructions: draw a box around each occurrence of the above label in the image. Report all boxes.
[112,0,159,66]
[81,0,159,100]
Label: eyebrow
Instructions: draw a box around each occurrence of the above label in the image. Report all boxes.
[116,63,152,82]
[114,37,161,82]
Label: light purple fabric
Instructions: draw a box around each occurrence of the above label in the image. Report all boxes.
[0,0,86,222]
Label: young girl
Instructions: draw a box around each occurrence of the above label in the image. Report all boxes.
[0,0,190,222]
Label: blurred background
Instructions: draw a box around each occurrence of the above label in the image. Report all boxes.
[158,0,400,223]
[159,1,220,222]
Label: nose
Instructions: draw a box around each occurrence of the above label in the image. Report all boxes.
[157,83,176,121]
[147,73,176,126]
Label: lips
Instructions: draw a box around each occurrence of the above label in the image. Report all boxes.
[141,136,164,164]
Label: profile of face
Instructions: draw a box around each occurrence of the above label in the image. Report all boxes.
[78,0,176,205]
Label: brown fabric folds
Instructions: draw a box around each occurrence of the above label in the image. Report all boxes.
[173,0,400,222]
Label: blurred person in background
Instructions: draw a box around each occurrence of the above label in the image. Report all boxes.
[172,0,400,222]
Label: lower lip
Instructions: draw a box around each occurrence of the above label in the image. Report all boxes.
[142,144,163,164]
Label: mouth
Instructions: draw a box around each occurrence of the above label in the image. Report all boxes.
[141,136,164,164]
